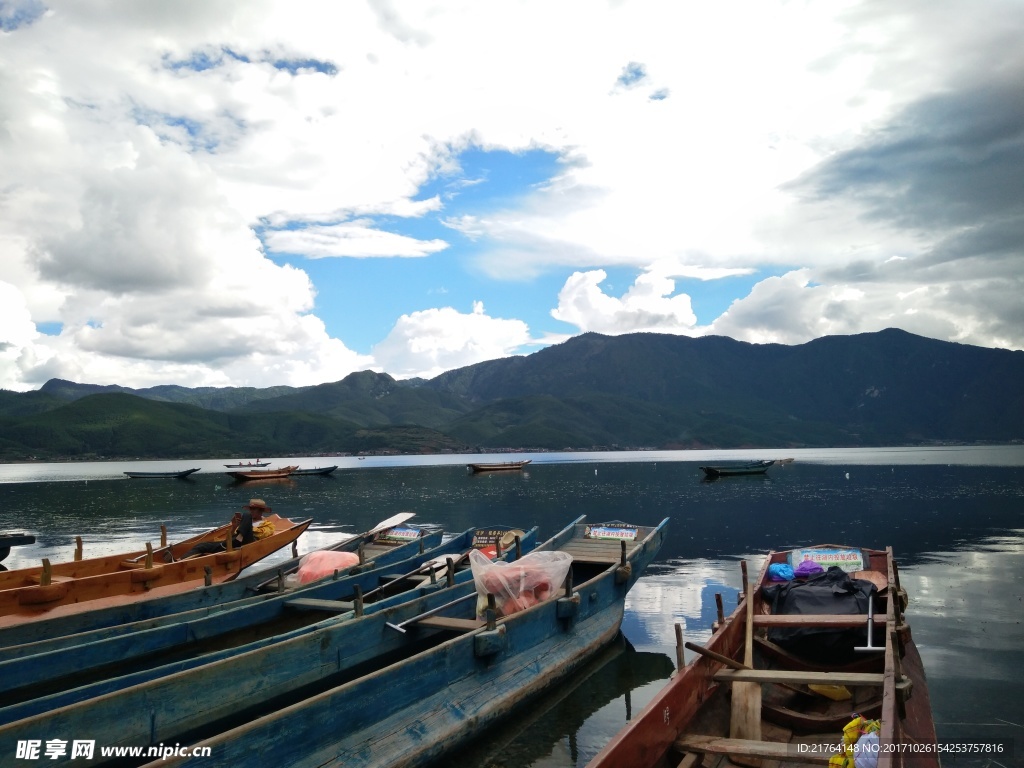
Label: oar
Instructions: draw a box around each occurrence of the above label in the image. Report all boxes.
[729,562,762,746]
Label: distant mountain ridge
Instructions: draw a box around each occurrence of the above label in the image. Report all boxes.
[3,329,1022,460]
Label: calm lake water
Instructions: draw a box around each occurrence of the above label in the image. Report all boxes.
[2,446,1023,767]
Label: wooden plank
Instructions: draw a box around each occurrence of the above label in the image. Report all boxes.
[675,736,830,765]
[730,575,761,742]
[753,615,868,628]
[284,598,354,613]
[715,669,884,686]
[415,615,485,632]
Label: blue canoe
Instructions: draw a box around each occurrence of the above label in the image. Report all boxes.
[137,516,669,768]
[0,524,533,703]
[0,523,550,746]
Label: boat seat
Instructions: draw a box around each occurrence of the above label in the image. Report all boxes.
[415,616,486,632]
[753,614,871,628]
[714,669,885,686]
[284,598,356,613]
[675,735,831,765]
[27,574,74,585]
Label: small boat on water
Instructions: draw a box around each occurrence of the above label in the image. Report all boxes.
[226,465,298,480]
[224,460,270,468]
[0,515,311,627]
[291,465,338,476]
[589,543,937,768]
[467,459,532,473]
[0,525,537,721]
[0,523,547,752]
[0,513,424,649]
[140,517,668,768]
[0,534,35,567]
[699,459,775,477]
[123,468,200,479]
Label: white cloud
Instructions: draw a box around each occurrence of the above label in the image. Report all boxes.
[264,221,448,259]
[373,302,531,379]
[552,270,700,335]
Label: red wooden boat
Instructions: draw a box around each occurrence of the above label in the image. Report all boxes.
[0,514,311,627]
[226,465,298,481]
[590,544,938,768]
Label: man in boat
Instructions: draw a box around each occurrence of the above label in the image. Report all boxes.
[231,499,270,547]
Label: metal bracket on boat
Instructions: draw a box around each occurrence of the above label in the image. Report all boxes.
[854,599,883,653]
[556,592,580,620]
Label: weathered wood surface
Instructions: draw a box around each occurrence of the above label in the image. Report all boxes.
[135,517,668,768]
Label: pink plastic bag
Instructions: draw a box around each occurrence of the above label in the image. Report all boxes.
[293,550,361,584]
[469,549,573,618]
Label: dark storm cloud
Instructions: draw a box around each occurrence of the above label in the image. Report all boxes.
[787,78,1024,271]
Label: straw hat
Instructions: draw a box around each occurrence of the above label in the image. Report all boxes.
[247,499,269,510]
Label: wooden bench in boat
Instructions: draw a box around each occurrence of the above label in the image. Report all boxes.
[752,614,871,628]
[714,669,885,686]
[285,598,356,613]
[675,735,832,765]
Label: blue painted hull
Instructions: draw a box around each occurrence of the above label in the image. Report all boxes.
[0,527,537,713]
[143,517,669,768]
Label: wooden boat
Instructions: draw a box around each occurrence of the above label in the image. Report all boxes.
[123,468,200,479]
[0,534,34,566]
[291,465,338,476]
[699,459,775,477]
[0,523,551,749]
[135,517,668,768]
[224,460,270,468]
[0,525,538,721]
[0,515,311,627]
[0,513,427,649]
[589,543,938,768]
[467,459,532,473]
[226,465,298,480]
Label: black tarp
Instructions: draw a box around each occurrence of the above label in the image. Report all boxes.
[761,566,877,662]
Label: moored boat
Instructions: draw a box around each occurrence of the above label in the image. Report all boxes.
[588,543,937,768]
[140,516,668,768]
[0,515,311,627]
[0,534,35,566]
[0,513,427,649]
[226,465,298,480]
[223,460,270,468]
[467,459,532,473]
[291,465,338,476]
[699,459,775,477]
[123,468,200,479]
[0,525,537,722]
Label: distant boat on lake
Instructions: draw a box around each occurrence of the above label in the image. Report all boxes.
[467,459,532,473]
[123,468,200,479]
[699,459,776,478]
[291,466,338,476]
[223,460,270,468]
[226,465,298,481]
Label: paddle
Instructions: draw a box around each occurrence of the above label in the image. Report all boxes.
[730,562,762,748]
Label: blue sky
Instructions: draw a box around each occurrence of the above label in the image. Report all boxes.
[1,1,1021,390]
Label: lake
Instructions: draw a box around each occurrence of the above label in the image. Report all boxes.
[2,446,1022,767]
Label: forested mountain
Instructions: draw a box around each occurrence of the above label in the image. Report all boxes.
[2,329,1022,460]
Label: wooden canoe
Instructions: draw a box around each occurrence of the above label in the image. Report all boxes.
[226,465,298,480]
[0,514,311,627]
[123,468,201,479]
[589,544,938,768]
[0,523,550,749]
[0,514,429,649]
[291,465,339,476]
[137,517,668,768]
[0,525,539,723]
[223,460,270,468]
[467,459,532,473]
[699,460,775,477]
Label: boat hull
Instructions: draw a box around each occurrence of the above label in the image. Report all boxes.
[140,517,667,768]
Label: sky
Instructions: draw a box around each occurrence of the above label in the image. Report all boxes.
[1,0,1022,392]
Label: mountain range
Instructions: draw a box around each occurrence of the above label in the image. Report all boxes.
[2,328,1022,461]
